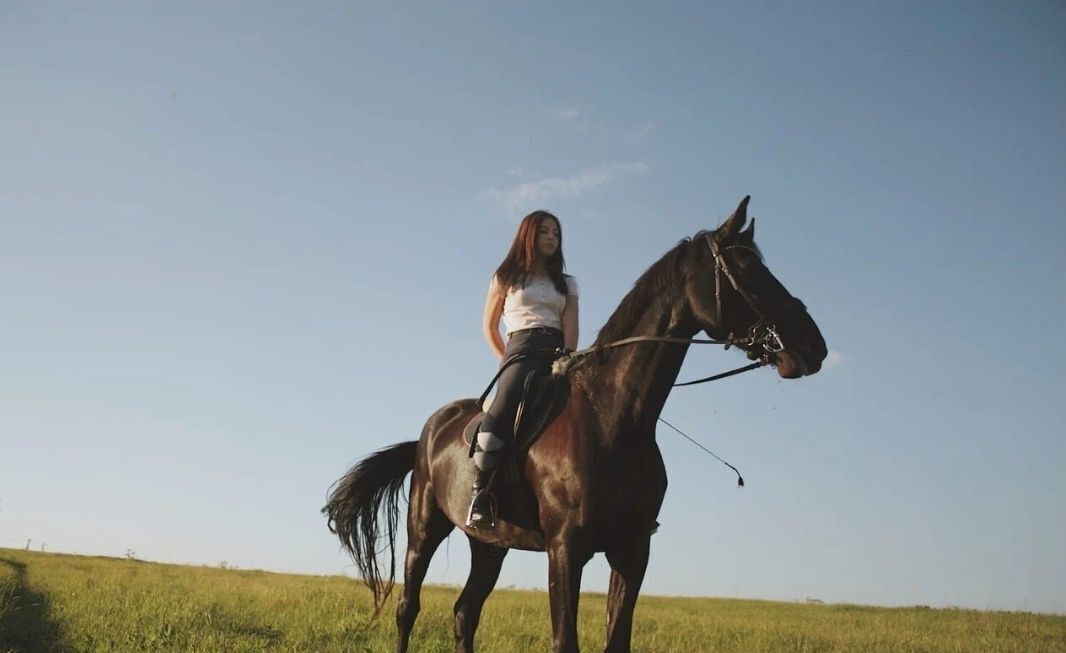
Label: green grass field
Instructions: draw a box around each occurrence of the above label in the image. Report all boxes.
[1,548,1063,653]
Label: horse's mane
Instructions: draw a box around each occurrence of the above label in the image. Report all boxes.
[593,238,693,347]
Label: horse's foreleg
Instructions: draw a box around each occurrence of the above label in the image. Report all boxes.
[452,538,509,653]
[603,535,651,653]
[547,535,592,653]
[396,482,453,653]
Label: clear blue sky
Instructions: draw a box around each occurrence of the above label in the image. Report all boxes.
[2,2,1063,614]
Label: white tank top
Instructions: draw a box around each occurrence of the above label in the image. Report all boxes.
[489,274,579,335]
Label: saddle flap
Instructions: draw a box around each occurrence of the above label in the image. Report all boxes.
[512,369,570,450]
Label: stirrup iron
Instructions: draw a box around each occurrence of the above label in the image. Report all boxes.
[465,489,497,529]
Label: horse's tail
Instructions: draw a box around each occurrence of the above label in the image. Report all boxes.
[322,440,418,612]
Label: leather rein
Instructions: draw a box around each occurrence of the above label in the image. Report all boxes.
[551,233,809,386]
[478,234,808,406]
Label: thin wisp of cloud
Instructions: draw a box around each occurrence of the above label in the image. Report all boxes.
[628,121,659,141]
[823,350,845,370]
[550,107,582,122]
[479,162,650,215]
[549,106,591,130]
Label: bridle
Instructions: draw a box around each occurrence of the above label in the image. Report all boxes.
[703,233,809,363]
[576,232,810,367]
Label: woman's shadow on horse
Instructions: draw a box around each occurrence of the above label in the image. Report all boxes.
[324,196,827,653]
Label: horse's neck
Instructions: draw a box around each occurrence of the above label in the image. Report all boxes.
[582,300,696,443]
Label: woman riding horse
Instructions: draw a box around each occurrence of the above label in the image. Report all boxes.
[324,196,827,653]
[469,210,579,529]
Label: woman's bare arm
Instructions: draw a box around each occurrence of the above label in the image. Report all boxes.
[482,283,506,361]
[562,295,579,351]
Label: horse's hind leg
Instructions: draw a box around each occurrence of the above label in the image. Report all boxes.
[453,538,508,653]
[603,535,651,653]
[396,479,453,653]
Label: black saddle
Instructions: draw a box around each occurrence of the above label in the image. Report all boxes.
[463,367,571,461]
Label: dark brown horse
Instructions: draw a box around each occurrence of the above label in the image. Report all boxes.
[323,196,827,653]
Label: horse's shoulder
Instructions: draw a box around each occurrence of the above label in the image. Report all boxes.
[529,391,600,456]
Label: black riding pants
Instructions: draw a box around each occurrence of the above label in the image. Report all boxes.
[481,327,563,445]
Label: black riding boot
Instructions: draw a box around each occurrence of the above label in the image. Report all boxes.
[466,429,506,529]
[465,467,497,529]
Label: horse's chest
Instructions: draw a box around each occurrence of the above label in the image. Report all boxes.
[576,448,665,524]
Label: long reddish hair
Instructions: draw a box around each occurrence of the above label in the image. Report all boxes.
[494,210,569,295]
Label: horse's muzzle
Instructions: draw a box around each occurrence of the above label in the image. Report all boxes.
[773,345,825,379]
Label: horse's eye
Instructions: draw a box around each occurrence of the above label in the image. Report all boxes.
[736,253,757,270]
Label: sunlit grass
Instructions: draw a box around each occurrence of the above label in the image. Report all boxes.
[2,548,1063,652]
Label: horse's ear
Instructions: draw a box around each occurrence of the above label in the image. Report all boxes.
[715,195,750,240]
[740,217,755,241]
